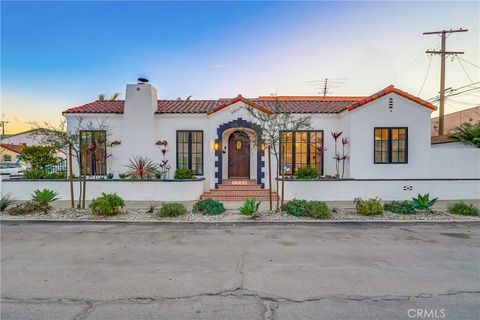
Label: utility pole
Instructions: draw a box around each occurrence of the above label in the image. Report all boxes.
[322,78,328,98]
[0,120,9,136]
[423,28,467,135]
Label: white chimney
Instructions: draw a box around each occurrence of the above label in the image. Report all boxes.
[122,80,158,161]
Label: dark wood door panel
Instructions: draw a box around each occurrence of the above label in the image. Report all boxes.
[228,131,250,178]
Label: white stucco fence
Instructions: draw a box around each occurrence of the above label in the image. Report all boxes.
[283,179,480,201]
[1,179,205,202]
[2,178,478,202]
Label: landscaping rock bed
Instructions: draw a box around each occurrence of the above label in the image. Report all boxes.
[1,207,479,222]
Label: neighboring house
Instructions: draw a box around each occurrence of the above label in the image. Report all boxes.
[431,106,480,136]
[0,143,25,163]
[63,80,471,200]
[1,129,46,146]
[1,129,67,166]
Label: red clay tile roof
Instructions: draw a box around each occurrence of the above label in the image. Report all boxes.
[347,85,437,111]
[62,86,436,115]
[62,97,363,114]
[63,100,125,114]
[0,143,25,154]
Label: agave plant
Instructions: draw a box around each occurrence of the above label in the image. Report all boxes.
[449,121,480,148]
[31,189,59,205]
[410,193,438,211]
[239,198,261,217]
[0,193,14,212]
[124,156,159,180]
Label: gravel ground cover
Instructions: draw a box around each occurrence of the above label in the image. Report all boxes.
[1,206,479,221]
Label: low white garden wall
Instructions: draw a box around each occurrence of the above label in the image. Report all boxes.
[0,179,205,202]
[283,179,480,201]
[430,146,480,178]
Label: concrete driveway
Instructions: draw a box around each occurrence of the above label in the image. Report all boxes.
[1,222,479,319]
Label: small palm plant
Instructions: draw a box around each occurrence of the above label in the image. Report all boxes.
[449,121,480,148]
[411,193,438,211]
[0,193,14,212]
[124,156,159,180]
[239,198,261,218]
[31,189,59,213]
[32,189,59,205]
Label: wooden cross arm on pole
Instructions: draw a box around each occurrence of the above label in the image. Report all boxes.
[423,28,468,35]
[426,50,464,55]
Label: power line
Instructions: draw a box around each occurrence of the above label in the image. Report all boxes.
[458,57,480,69]
[426,83,480,101]
[418,54,433,96]
[457,57,475,84]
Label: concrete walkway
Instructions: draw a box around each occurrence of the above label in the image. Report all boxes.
[1,222,479,319]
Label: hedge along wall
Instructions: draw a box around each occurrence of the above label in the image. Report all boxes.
[1,179,205,202]
[282,179,480,201]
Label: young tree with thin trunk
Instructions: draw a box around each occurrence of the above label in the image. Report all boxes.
[240,98,312,210]
[30,117,109,208]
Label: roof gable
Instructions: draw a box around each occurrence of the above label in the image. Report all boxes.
[346,85,437,112]
[206,95,272,115]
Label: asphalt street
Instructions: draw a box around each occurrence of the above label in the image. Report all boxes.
[1,221,479,319]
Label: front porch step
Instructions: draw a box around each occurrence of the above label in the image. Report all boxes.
[205,189,273,196]
[222,179,257,185]
[217,184,263,190]
[202,179,275,201]
[201,193,278,201]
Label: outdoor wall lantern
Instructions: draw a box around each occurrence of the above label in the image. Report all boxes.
[214,142,220,151]
[110,140,121,147]
[155,140,168,147]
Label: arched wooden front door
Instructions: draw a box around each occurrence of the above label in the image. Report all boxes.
[228,131,250,178]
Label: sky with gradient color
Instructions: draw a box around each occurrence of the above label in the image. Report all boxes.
[2,1,479,133]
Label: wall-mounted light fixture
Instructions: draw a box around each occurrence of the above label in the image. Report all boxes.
[155,140,168,147]
[261,143,267,151]
[110,140,122,147]
[214,142,220,151]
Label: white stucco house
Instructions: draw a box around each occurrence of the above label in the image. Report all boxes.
[55,79,479,202]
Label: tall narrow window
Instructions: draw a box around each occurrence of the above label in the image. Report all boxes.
[79,130,107,176]
[374,127,408,164]
[280,131,324,175]
[177,131,203,175]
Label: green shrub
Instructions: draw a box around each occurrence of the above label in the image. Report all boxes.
[193,199,226,215]
[106,173,114,179]
[411,193,438,211]
[447,202,479,216]
[239,198,261,216]
[384,201,416,215]
[159,203,187,218]
[8,201,47,215]
[89,193,125,216]
[119,173,128,180]
[354,198,384,216]
[305,201,332,219]
[174,168,195,179]
[18,146,58,170]
[0,193,14,212]
[23,168,66,179]
[282,199,308,217]
[32,189,59,205]
[295,166,319,179]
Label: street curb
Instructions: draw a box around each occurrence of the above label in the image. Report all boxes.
[1,218,479,226]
